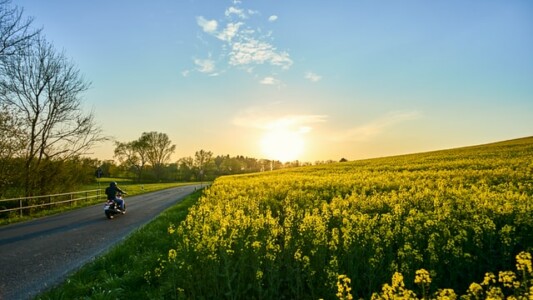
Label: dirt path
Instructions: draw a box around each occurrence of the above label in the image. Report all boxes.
[0,185,201,300]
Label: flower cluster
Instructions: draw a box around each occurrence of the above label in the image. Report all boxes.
[373,252,532,299]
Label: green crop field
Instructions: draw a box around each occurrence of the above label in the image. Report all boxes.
[38,137,533,299]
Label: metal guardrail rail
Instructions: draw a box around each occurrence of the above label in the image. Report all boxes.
[0,189,103,217]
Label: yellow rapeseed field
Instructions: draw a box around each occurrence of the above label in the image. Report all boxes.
[150,137,533,299]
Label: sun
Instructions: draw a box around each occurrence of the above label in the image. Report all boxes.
[260,128,305,162]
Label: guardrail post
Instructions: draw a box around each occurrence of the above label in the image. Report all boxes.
[19,199,22,217]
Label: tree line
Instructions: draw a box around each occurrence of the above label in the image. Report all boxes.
[107,131,302,183]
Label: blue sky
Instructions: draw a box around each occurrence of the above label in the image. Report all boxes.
[13,0,533,162]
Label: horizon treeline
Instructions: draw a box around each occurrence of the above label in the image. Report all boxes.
[105,131,344,184]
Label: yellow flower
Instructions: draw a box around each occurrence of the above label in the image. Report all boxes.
[516,251,532,274]
[467,282,483,296]
[168,249,177,262]
[485,286,503,300]
[251,241,261,251]
[414,268,432,285]
[168,225,176,235]
[434,288,457,300]
[256,270,263,280]
[482,272,496,286]
[336,275,353,300]
[392,272,405,288]
[498,270,517,288]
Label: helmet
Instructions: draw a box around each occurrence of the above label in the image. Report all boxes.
[110,182,117,187]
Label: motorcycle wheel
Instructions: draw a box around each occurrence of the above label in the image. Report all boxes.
[105,211,113,219]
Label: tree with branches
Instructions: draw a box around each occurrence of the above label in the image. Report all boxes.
[142,132,176,181]
[0,0,40,62]
[114,139,149,182]
[114,132,175,181]
[0,36,105,195]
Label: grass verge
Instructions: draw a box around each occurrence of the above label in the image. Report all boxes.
[1,180,204,226]
[35,189,202,300]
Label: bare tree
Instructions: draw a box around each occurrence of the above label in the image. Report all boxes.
[142,131,176,180]
[0,36,104,195]
[0,0,40,61]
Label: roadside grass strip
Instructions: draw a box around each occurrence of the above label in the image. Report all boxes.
[35,190,202,300]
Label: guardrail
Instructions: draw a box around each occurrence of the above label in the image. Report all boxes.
[0,189,104,217]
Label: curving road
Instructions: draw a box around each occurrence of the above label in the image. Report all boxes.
[0,184,202,300]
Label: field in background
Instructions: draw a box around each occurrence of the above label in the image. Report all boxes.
[88,178,205,196]
[37,137,533,299]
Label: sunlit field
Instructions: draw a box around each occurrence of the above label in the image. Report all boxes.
[154,137,532,299]
[36,137,533,299]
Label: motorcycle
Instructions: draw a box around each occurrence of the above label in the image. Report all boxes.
[104,194,126,219]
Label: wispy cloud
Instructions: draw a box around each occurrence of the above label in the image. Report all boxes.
[194,58,216,74]
[260,76,280,85]
[305,72,322,82]
[194,2,292,80]
[230,38,292,69]
[233,106,327,131]
[217,22,243,42]
[332,111,421,142]
[260,115,326,132]
[225,6,245,18]
[196,16,217,33]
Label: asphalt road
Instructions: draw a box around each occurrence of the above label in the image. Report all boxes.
[0,184,202,300]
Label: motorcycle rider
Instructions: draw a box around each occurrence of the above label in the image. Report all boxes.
[105,182,127,213]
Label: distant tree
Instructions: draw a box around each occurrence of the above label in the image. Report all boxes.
[177,156,195,181]
[165,162,179,181]
[339,158,348,162]
[214,155,227,175]
[132,138,149,179]
[141,132,176,180]
[97,160,116,178]
[114,141,145,181]
[220,157,244,174]
[0,36,104,195]
[194,149,213,181]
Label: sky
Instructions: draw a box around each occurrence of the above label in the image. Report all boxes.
[11,0,533,162]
